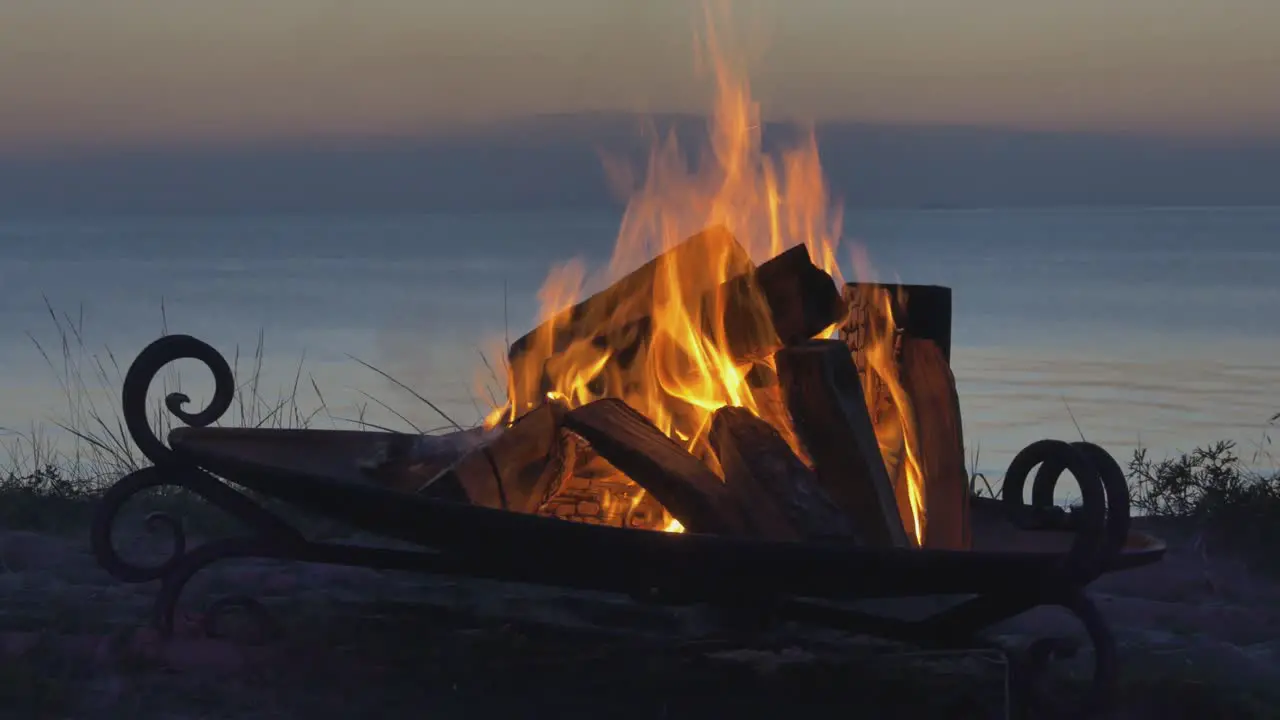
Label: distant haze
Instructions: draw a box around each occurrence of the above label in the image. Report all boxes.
[4,2,1279,213]
[1,114,1279,214]
[2,0,1279,152]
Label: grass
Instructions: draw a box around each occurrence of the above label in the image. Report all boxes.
[1127,435,1280,575]
[0,300,499,537]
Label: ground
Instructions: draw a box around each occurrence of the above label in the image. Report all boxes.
[1,514,1279,719]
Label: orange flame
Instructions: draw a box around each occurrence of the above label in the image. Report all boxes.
[480,2,926,546]
[847,247,928,546]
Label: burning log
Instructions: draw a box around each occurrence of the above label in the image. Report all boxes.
[418,400,569,513]
[561,398,748,536]
[901,337,971,550]
[507,225,750,379]
[706,407,800,541]
[709,406,857,542]
[841,283,969,550]
[505,227,846,409]
[533,433,669,529]
[752,243,850,346]
[718,243,849,359]
[844,283,952,362]
[775,339,912,549]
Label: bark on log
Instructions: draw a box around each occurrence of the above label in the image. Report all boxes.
[709,406,858,542]
[561,398,747,536]
[417,400,569,513]
[775,339,912,549]
[901,337,971,550]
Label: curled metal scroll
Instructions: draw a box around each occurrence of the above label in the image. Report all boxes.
[1009,589,1118,718]
[91,465,305,584]
[122,334,235,466]
[1032,441,1132,572]
[150,537,273,637]
[1000,439,1108,584]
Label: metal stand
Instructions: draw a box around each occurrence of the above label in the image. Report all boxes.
[91,333,1139,717]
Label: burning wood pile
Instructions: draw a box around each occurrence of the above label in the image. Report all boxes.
[363,5,976,550]
[378,227,971,551]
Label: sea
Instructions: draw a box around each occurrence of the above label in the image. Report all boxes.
[3,207,1279,487]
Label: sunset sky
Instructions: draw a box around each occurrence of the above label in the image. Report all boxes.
[3,0,1278,152]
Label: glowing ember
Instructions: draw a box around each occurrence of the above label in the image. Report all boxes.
[480,2,926,546]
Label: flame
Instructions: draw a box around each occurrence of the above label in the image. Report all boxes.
[846,248,928,546]
[479,2,926,546]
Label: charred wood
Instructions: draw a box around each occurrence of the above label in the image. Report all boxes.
[775,340,912,549]
[418,401,568,513]
[506,229,846,412]
[561,398,748,536]
[709,406,858,543]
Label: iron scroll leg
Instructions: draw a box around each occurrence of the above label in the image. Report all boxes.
[783,589,1119,719]
[149,536,287,638]
[1005,589,1117,720]
[90,466,309,638]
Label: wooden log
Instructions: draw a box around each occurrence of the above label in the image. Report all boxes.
[841,282,968,549]
[774,339,912,549]
[901,336,971,550]
[532,430,670,530]
[417,400,569,513]
[843,283,952,362]
[361,427,493,491]
[561,398,747,536]
[719,243,848,359]
[506,229,846,409]
[705,408,800,541]
[507,225,752,368]
[709,406,858,542]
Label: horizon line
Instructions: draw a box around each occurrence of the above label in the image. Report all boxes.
[4,112,1279,160]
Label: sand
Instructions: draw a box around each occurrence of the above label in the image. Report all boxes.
[1,517,1277,719]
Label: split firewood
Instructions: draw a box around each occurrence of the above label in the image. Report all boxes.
[715,242,848,359]
[561,397,748,536]
[533,430,668,529]
[841,283,970,549]
[506,228,846,410]
[507,225,751,368]
[775,339,912,549]
[360,427,494,490]
[752,243,849,346]
[900,336,971,550]
[709,406,858,543]
[417,400,569,513]
[843,282,952,362]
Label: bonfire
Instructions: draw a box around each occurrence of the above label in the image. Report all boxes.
[396,3,973,551]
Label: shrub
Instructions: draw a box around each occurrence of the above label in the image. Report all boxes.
[1128,438,1280,573]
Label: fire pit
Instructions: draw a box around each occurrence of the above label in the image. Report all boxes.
[91,235,1163,717]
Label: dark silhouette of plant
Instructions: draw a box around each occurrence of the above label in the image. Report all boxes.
[1128,438,1280,572]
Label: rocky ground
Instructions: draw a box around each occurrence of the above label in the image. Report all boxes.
[1,514,1278,719]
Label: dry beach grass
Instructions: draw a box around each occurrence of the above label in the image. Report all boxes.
[2,306,1280,718]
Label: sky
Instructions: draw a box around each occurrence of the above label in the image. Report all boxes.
[2,0,1279,153]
